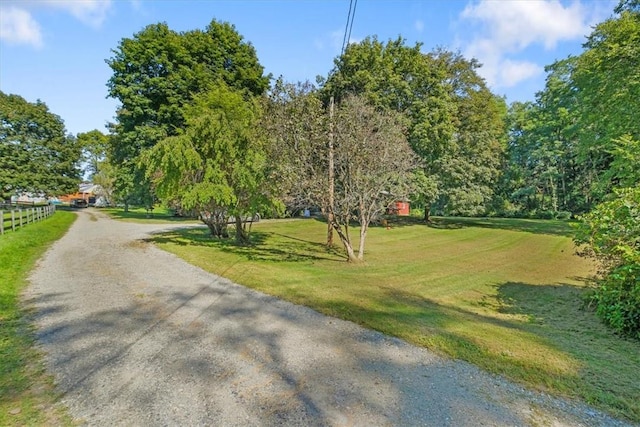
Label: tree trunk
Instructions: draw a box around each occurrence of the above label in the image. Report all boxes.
[235,215,250,245]
[327,96,335,247]
[330,219,359,262]
[357,221,368,260]
[424,204,431,223]
[201,213,229,239]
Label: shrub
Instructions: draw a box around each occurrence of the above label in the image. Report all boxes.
[537,210,555,219]
[589,263,640,339]
[575,187,640,339]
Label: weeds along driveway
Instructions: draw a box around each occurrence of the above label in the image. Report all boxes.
[24,209,629,426]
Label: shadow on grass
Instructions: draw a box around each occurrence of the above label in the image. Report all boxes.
[151,227,345,263]
[297,215,577,237]
[428,217,578,237]
[303,282,639,422]
[103,208,196,223]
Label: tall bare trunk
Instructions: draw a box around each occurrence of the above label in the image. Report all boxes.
[357,222,367,260]
[327,96,335,247]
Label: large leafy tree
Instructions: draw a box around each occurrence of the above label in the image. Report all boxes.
[77,129,109,180]
[502,2,639,217]
[145,83,277,244]
[572,5,640,202]
[573,4,640,338]
[106,20,269,209]
[429,51,507,216]
[501,59,584,216]
[321,38,505,218]
[0,92,81,200]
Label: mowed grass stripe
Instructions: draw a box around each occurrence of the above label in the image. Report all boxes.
[153,217,639,422]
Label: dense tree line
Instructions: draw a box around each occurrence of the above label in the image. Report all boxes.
[499,4,639,218]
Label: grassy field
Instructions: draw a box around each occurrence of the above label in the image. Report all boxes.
[153,216,640,422]
[102,206,198,224]
[0,210,76,426]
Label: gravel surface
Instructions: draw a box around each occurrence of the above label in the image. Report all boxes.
[24,209,632,426]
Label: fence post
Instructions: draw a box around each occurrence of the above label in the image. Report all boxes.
[19,208,23,228]
[11,210,16,232]
[0,210,3,234]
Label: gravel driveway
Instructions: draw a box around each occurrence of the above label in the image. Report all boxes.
[25,210,630,426]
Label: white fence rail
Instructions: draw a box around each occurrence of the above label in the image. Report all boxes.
[0,205,56,235]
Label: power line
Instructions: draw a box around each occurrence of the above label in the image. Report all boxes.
[340,0,358,56]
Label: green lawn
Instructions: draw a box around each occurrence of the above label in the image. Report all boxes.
[0,210,76,426]
[153,216,640,422]
[102,206,198,224]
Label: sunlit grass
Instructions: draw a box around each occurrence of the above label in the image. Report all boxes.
[102,206,198,224]
[0,211,76,426]
[154,216,640,422]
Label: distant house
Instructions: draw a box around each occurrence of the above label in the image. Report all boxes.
[58,183,103,206]
[387,200,410,216]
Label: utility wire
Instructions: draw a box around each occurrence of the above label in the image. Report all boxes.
[340,0,358,56]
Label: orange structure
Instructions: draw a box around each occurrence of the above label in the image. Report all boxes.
[388,201,410,216]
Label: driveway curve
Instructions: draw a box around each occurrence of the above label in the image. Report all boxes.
[25,209,629,426]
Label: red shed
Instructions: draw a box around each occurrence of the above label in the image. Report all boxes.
[389,201,410,216]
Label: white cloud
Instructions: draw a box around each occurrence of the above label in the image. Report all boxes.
[461,0,589,51]
[458,0,612,89]
[0,0,113,48]
[0,6,43,48]
[500,60,543,87]
[42,0,112,28]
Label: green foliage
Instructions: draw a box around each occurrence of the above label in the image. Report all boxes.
[106,19,269,208]
[0,92,81,200]
[590,264,640,339]
[321,39,506,217]
[501,6,639,216]
[576,187,640,338]
[263,79,328,213]
[145,83,277,243]
[573,8,640,200]
[77,129,109,180]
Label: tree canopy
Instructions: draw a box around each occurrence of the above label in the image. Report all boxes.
[105,20,270,209]
[145,83,277,243]
[77,129,109,180]
[321,38,506,218]
[0,92,81,200]
[501,5,639,216]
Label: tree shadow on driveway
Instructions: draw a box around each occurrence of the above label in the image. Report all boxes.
[22,276,574,426]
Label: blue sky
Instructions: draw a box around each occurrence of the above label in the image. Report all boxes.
[0,0,617,136]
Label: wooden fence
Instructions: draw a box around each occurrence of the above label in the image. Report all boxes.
[0,204,56,235]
